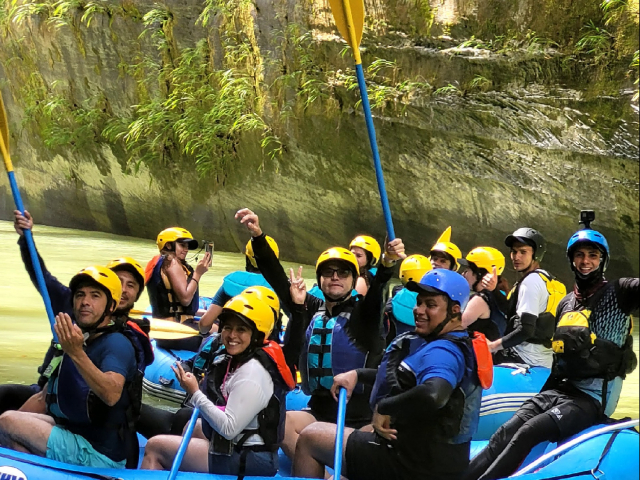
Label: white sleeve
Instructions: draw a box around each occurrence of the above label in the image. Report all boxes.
[191,359,274,440]
[515,273,549,317]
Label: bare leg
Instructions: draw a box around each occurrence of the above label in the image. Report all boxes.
[282,410,317,459]
[19,390,47,414]
[186,418,206,440]
[140,434,209,472]
[292,422,354,479]
[0,411,55,456]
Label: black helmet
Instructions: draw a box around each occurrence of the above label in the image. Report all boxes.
[505,228,546,263]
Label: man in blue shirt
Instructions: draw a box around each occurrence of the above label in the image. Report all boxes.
[0,266,138,469]
[0,211,146,417]
[292,269,484,480]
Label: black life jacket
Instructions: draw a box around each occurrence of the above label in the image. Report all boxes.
[507,269,566,347]
[200,341,295,455]
[468,289,508,342]
[551,284,636,384]
[145,254,198,321]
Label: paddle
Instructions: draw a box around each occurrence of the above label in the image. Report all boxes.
[329,0,396,240]
[512,418,639,477]
[333,387,348,477]
[167,407,200,480]
[0,91,58,341]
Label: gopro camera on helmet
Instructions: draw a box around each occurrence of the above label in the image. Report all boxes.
[579,210,595,229]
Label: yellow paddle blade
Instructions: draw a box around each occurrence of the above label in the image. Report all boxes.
[436,226,452,244]
[0,91,12,171]
[0,91,9,153]
[149,318,200,340]
[329,0,364,50]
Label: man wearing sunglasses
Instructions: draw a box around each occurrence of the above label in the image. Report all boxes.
[235,208,405,461]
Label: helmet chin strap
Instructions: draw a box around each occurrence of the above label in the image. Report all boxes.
[325,291,352,303]
[425,304,458,340]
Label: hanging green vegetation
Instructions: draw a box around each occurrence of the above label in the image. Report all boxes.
[105,39,277,177]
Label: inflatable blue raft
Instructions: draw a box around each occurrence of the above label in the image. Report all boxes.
[0,420,636,479]
[144,342,549,440]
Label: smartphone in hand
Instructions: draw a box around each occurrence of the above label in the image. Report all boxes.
[204,241,214,266]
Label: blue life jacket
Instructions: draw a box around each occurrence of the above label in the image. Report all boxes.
[201,341,295,454]
[221,271,274,298]
[391,288,417,326]
[371,332,482,444]
[191,333,222,378]
[146,255,199,320]
[300,306,368,396]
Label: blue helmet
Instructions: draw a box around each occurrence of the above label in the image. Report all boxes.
[566,229,610,273]
[406,269,470,311]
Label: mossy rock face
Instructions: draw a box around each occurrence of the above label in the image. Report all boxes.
[0,0,638,286]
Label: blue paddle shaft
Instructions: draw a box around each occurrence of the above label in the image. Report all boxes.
[355,63,396,241]
[333,388,348,477]
[7,171,58,342]
[168,406,200,480]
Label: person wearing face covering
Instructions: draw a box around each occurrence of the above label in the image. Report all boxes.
[464,222,638,480]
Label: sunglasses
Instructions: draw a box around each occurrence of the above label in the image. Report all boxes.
[320,267,352,279]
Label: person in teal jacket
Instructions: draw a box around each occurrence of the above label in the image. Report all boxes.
[384,254,432,343]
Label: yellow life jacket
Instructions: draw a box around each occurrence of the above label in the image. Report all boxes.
[506,270,567,346]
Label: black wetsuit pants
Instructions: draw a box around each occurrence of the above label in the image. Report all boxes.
[137,404,194,439]
[0,384,39,415]
[464,387,601,480]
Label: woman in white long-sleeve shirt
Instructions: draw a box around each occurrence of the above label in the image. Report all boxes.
[141,290,295,477]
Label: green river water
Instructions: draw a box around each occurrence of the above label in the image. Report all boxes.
[0,220,637,420]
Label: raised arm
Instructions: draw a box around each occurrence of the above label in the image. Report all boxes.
[349,238,405,348]
[15,210,73,317]
[236,208,323,315]
[55,313,129,406]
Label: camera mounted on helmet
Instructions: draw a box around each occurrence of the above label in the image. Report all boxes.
[567,210,610,278]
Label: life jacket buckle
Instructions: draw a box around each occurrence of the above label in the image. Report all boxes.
[590,468,605,479]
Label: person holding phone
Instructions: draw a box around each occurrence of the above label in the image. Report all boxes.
[145,227,210,351]
[198,236,283,338]
[140,292,295,477]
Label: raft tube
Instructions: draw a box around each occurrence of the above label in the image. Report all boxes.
[0,421,636,480]
[141,340,196,403]
[474,363,550,440]
[143,350,550,442]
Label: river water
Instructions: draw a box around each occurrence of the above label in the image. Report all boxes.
[0,220,637,420]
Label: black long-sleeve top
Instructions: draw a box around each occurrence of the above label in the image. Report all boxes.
[251,233,394,425]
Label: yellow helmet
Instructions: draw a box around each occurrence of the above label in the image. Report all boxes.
[316,247,360,277]
[349,235,381,267]
[221,294,275,338]
[156,227,198,251]
[245,236,280,269]
[107,257,145,298]
[399,254,432,285]
[430,241,462,271]
[69,266,122,309]
[460,247,505,276]
[241,286,280,323]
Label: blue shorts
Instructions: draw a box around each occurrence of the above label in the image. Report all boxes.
[46,426,126,469]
